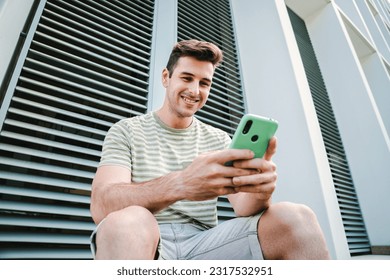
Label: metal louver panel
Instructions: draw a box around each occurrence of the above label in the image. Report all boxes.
[0,0,155,259]
[177,0,246,222]
[287,8,371,256]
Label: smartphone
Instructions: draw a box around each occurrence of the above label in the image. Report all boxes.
[228,114,278,160]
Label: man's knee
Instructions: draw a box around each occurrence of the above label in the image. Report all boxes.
[97,206,159,243]
[261,202,318,232]
[258,202,329,259]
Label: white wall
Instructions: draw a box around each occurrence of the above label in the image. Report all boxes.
[304,1,390,246]
[360,51,390,139]
[0,0,34,89]
[355,0,390,63]
[335,0,373,41]
[231,0,350,259]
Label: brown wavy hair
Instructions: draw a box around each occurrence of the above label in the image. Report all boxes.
[165,39,223,77]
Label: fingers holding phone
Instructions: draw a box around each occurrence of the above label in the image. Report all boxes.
[264,136,277,161]
[227,114,278,194]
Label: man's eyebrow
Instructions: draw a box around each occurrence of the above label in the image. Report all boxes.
[180,72,212,83]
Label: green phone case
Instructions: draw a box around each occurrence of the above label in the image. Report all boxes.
[229,114,278,159]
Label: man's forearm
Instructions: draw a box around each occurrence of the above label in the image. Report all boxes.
[91,171,183,224]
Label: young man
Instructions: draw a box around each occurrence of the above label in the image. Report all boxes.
[90,39,330,260]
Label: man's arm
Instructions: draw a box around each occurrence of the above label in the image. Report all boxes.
[228,137,278,217]
[90,165,184,224]
[90,149,258,224]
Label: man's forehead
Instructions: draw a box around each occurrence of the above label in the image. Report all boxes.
[174,57,214,78]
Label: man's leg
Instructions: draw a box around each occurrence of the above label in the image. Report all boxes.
[94,205,160,260]
[258,202,331,260]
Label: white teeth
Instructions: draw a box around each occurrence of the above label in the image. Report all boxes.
[183,97,197,103]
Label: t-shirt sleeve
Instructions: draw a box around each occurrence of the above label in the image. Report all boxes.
[225,132,232,149]
[99,120,132,171]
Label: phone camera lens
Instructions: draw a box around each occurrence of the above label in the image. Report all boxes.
[242,120,253,134]
[251,135,259,142]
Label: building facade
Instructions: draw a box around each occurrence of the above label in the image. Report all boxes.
[0,0,389,259]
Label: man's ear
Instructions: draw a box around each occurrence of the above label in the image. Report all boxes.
[162,68,169,88]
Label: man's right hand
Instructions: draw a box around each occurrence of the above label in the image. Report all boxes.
[178,149,258,201]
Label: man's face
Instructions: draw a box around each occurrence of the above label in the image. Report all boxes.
[162,56,214,119]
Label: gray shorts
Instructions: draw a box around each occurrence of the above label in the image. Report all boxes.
[90,213,264,260]
[158,214,264,260]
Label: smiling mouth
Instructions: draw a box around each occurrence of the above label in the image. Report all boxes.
[182,96,199,104]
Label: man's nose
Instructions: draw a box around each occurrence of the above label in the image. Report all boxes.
[188,82,200,95]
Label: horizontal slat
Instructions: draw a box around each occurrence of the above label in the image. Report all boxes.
[0,232,89,245]
[4,119,103,146]
[348,238,371,244]
[216,210,236,219]
[340,208,364,217]
[7,107,106,137]
[348,242,372,249]
[350,248,371,255]
[217,200,233,209]
[0,200,91,218]
[0,248,92,259]
[0,216,94,231]
[0,157,94,179]
[346,231,371,238]
[337,199,360,209]
[0,143,97,169]
[0,131,101,158]
[0,171,91,192]
[1,185,90,204]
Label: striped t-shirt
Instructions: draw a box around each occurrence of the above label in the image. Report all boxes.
[99,111,231,228]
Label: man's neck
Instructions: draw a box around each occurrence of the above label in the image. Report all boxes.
[155,109,193,129]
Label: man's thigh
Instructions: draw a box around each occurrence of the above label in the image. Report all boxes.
[159,213,264,260]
